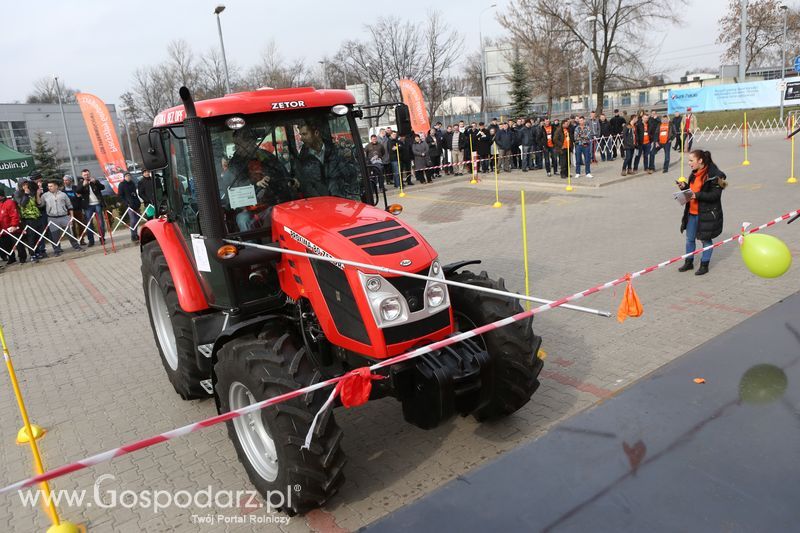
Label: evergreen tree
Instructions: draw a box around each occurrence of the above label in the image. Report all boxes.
[507,55,532,118]
[32,132,61,181]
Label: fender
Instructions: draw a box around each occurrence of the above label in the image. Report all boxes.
[140,219,210,313]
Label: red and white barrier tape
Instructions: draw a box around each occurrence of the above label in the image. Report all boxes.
[0,206,797,496]
[0,206,152,257]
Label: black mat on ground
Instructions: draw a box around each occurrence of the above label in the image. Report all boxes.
[365,291,800,532]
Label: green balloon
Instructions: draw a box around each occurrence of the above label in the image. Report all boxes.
[740,233,793,278]
[739,364,788,404]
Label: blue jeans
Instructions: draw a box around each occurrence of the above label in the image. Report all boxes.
[390,161,400,187]
[654,143,671,171]
[576,144,591,174]
[685,214,713,262]
[84,205,106,245]
[634,143,650,170]
[622,148,634,170]
[646,142,658,170]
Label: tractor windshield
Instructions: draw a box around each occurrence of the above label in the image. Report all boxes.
[209,111,364,235]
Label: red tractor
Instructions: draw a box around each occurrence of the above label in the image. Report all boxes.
[137,86,543,514]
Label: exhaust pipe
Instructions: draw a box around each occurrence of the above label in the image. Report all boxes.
[179,86,225,239]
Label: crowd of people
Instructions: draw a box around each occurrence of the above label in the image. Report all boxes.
[365,108,698,185]
[0,169,157,270]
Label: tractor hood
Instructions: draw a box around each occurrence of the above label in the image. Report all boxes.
[271,197,438,272]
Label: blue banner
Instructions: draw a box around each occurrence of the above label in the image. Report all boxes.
[668,80,783,114]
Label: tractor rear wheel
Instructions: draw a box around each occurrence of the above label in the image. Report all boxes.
[214,322,346,515]
[447,269,543,421]
[141,241,209,400]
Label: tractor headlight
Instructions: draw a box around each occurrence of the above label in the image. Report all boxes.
[431,260,441,276]
[380,297,402,321]
[366,277,382,292]
[426,284,446,307]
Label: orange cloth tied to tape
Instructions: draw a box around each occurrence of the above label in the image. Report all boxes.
[617,274,643,323]
[338,367,385,408]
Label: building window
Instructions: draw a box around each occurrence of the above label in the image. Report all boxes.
[638,92,649,105]
[0,121,31,153]
[621,93,631,106]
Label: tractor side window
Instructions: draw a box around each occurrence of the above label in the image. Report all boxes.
[167,128,201,237]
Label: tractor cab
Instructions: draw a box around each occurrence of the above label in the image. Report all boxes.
[139,87,410,314]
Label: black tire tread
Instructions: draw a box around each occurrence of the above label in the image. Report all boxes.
[141,241,208,400]
[214,323,346,515]
[447,269,543,420]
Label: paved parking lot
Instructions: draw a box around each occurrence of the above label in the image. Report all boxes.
[1,135,798,532]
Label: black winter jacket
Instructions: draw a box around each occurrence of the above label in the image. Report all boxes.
[517,126,534,146]
[622,127,636,150]
[680,163,728,241]
[117,180,141,210]
[609,115,626,135]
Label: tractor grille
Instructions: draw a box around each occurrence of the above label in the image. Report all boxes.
[383,310,451,345]
[340,220,419,256]
[387,269,428,313]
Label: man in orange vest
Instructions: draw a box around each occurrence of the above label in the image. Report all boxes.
[653,114,677,173]
[541,118,558,176]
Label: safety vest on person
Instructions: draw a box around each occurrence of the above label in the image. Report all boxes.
[659,123,670,145]
[643,127,650,145]
[544,125,554,148]
[562,129,570,149]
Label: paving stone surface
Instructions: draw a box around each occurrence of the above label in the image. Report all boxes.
[0,135,798,532]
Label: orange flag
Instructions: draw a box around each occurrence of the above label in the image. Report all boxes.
[397,79,430,134]
[617,274,643,323]
[76,93,127,193]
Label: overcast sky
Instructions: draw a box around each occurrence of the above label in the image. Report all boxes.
[2,0,731,105]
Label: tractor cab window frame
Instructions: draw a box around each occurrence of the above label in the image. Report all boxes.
[161,126,201,238]
[207,109,369,239]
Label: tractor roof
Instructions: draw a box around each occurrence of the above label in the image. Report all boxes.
[152,87,356,127]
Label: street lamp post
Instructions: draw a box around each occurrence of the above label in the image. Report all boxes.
[780,4,789,122]
[214,5,231,94]
[586,15,597,113]
[478,3,497,124]
[53,75,77,178]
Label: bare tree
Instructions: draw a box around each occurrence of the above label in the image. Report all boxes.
[421,10,463,120]
[534,0,685,115]
[26,77,78,104]
[197,48,233,98]
[247,40,311,89]
[500,3,581,115]
[717,0,800,71]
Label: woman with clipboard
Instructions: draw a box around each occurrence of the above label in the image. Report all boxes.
[676,150,728,276]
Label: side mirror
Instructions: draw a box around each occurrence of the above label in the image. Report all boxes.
[395,104,413,136]
[137,130,168,170]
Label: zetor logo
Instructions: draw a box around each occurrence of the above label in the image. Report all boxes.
[271,100,306,110]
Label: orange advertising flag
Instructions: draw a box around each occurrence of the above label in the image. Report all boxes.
[397,79,430,134]
[75,93,127,193]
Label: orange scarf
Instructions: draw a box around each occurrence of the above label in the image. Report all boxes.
[689,166,708,215]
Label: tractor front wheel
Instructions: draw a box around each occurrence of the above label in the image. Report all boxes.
[141,241,209,400]
[214,322,346,515]
[447,269,543,421]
